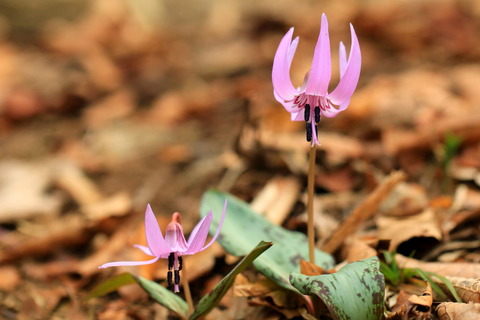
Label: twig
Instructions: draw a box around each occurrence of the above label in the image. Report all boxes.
[321,171,406,254]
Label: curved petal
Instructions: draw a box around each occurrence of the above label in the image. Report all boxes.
[291,110,304,121]
[327,24,361,105]
[274,89,298,113]
[133,244,154,256]
[305,14,331,95]
[200,199,227,251]
[184,213,213,254]
[144,204,171,256]
[98,256,161,269]
[339,41,347,77]
[164,218,189,252]
[272,28,298,101]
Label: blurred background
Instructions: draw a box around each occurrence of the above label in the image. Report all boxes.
[1,0,480,318]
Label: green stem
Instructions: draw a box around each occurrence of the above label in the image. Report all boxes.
[307,145,316,263]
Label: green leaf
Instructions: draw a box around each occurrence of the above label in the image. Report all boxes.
[200,190,335,292]
[189,241,273,320]
[87,272,136,299]
[290,257,385,320]
[134,275,189,317]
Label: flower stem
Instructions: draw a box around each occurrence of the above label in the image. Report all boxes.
[182,262,194,314]
[307,145,316,263]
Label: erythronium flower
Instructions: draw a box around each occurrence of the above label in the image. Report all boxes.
[272,13,361,145]
[99,200,227,292]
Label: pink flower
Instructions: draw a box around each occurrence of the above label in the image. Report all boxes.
[272,14,361,145]
[99,201,227,292]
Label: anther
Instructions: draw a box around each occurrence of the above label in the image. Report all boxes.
[304,104,311,122]
[174,270,180,285]
[314,106,321,123]
[168,253,174,270]
[306,123,312,142]
[167,271,173,286]
[314,124,318,140]
[178,256,183,271]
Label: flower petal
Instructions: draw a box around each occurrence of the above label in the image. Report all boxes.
[327,24,361,106]
[144,204,171,256]
[133,244,154,256]
[184,212,213,254]
[274,89,298,113]
[98,256,161,269]
[272,28,298,101]
[164,213,189,252]
[305,14,332,95]
[290,110,304,121]
[200,199,227,251]
[339,41,347,77]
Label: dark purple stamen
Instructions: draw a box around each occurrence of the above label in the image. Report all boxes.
[306,123,312,142]
[168,252,174,269]
[167,271,173,286]
[314,106,321,123]
[304,104,311,122]
[314,124,318,139]
[178,256,183,271]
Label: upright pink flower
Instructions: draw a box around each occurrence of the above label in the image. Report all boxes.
[99,201,227,292]
[272,14,361,145]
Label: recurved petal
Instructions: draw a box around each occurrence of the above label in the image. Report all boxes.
[272,28,298,101]
[305,14,332,96]
[274,89,298,113]
[291,110,304,121]
[339,41,347,77]
[200,199,227,251]
[98,256,161,269]
[144,204,171,256]
[327,24,361,106]
[184,212,213,254]
[133,244,154,256]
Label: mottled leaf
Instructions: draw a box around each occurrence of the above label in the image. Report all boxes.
[189,241,273,320]
[290,257,385,320]
[200,190,335,292]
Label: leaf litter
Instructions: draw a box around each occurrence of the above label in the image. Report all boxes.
[0,0,480,319]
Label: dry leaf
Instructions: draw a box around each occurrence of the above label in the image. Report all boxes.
[436,302,480,320]
[250,176,301,225]
[437,277,480,303]
[388,284,433,319]
[322,171,406,253]
[395,254,480,279]
[376,208,442,251]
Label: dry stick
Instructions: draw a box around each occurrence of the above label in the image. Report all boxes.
[321,171,406,254]
[307,145,317,263]
[182,262,194,315]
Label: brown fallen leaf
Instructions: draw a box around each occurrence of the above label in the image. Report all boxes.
[382,113,480,155]
[299,259,330,276]
[376,208,442,251]
[437,277,480,303]
[250,176,301,225]
[379,182,428,217]
[436,302,480,320]
[0,265,21,291]
[388,284,433,320]
[395,254,480,279]
[0,159,64,222]
[321,171,406,253]
[234,274,307,319]
[344,238,378,263]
